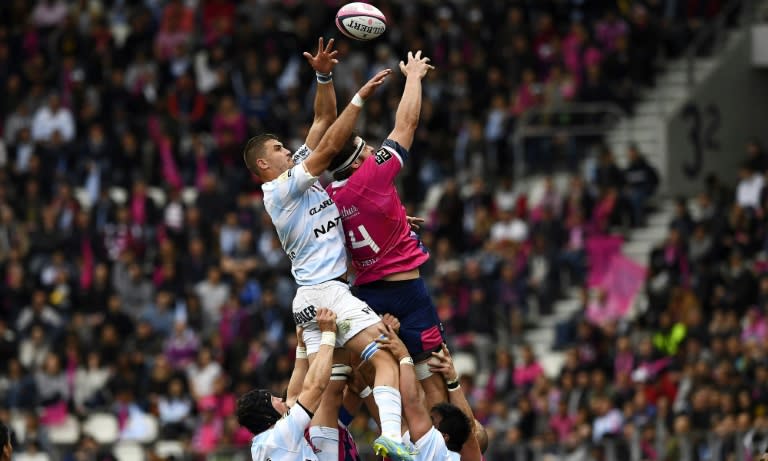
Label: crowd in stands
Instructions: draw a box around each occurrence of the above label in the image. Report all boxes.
[0,0,763,460]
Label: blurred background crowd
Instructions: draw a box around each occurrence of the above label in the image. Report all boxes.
[0,0,766,460]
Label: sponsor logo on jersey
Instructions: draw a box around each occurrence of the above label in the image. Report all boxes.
[340,205,359,218]
[293,305,317,324]
[374,148,392,165]
[309,198,334,216]
[313,216,342,238]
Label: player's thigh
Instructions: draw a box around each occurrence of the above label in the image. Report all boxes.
[330,283,382,348]
[356,279,445,362]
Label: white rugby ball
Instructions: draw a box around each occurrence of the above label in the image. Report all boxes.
[335,2,387,41]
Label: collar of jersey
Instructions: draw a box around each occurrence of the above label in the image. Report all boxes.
[331,179,349,187]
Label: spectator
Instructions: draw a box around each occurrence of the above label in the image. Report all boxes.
[623,144,659,226]
[30,94,75,144]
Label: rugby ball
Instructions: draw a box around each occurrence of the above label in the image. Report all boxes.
[335,2,387,41]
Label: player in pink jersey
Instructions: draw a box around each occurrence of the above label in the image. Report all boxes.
[325,51,450,410]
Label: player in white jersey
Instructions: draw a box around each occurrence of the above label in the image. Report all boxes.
[376,324,484,461]
[242,40,414,460]
[237,308,337,461]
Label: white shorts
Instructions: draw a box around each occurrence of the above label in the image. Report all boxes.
[293,280,381,354]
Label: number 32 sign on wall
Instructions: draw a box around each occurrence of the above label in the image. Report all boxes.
[681,102,721,180]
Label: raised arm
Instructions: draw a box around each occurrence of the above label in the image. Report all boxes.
[377,324,432,442]
[303,38,339,150]
[429,344,483,461]
[303,69,392,177]
[387,51,434,151]
[286,327,309,407]
[297,308,337,414]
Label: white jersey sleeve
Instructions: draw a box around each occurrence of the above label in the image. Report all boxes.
[411,427,459,461]
[263,162,317,210]
[292,144,312,163]
[249,403,318,461]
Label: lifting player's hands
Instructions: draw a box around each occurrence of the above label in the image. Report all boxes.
[316,308,337,333]
[399,50,434,79]
[381,313,401,334]
[406,215,425,231]
[428,344,459,383]
[358,68,393,100]
[376,324,409,361]
[303,37,339,75]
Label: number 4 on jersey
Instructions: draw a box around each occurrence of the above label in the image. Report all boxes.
[348,225,380,253]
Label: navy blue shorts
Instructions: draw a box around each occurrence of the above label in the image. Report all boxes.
[354,278,445,362]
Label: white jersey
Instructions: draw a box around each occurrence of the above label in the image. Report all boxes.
[262,145,347,286]
[407,428,461,461]
[250,404,318,461]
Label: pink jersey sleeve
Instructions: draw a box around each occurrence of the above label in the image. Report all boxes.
[365,139,408,186]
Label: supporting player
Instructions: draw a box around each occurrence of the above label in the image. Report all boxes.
[324,51,448,409]
[237,308,338,460]
[242,43,413,459]
[376,324,483,461]
[286,328,363,461]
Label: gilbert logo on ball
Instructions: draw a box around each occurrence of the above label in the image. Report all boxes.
[335,2,387,41]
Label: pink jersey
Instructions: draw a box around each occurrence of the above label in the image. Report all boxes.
[327,139,428,285]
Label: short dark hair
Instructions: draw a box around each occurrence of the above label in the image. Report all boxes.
[236,389,282,435]
[243,133,278,174]
[327,132,360,181]
[432,402,472,452]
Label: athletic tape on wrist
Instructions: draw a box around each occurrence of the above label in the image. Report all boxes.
[399,356,414,366]
[296,346,307,359]
[331,364,352,381]
[351,93,365,108]
[359,386,372,399]
[320,331,336,347]
[316,71,333,84]
[447,383,462,392]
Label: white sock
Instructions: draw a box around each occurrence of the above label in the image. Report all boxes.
[373,386,403,443]
[309,426,339,460]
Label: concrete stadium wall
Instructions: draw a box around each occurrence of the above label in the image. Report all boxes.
[665,30,768,196]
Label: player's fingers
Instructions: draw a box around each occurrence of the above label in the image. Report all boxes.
[318,37,323,53]
[408,51,413,61]
[399,61,406,74]
[415,50,422,60]
[427,65,435,70]
[332,59,339,64]
[303,52,313,60]
[329,50,339,57]
[326,38,335,51]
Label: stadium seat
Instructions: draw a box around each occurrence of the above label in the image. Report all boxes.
[182,187,198,205]
[82,413,119,444]
[47,415,81,445]
[113,441,145,461]
[133,414,159,444]
[109,187,128,205]
[147,187,166,208]
[15,453,52,461]
[154,440,185,458]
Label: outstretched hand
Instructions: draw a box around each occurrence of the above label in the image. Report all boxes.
[399,50,434,79]
[303,37,339,75]
[358,69,393,100]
